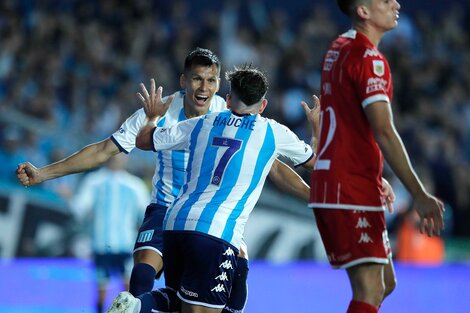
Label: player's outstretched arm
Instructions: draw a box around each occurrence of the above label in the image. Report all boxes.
[135,79,174,150]
[16,138,119,186]
[268,159,310,203]
[365,101,444,236]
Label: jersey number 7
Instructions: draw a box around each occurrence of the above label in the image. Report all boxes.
[211,136,243,185]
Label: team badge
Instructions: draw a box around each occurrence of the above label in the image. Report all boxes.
[372,60,384,76]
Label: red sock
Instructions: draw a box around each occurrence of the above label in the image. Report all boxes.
[347,300,378,313]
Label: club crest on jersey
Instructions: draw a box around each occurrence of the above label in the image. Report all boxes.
[372,60,385,76]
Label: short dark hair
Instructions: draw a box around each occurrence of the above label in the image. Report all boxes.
[225,64,268,106]
[184,47,221,73]
[337,0,353,16]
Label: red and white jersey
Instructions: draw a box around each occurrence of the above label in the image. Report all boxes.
[310,30,393,211]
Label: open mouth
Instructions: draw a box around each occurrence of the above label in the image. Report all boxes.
[195,95,209,105]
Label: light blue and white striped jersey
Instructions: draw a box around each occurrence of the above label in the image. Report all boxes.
[151,110,314,249]
[72,168,150,254]
[111,91,227,206]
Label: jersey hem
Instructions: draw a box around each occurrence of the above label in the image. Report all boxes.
[308,203,385,211]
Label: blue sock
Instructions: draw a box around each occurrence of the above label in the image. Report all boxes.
[138,288,180,313]
[223,257,249,313]
[129,263,157,296]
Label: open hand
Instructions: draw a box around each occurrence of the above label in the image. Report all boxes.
[137,79,175,120]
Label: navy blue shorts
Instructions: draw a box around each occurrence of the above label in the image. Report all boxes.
[163,231,239,309]
[133,203,167,256]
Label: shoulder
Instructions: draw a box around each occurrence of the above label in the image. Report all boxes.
[209,94,228,112]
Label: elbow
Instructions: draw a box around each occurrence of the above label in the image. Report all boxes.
[136,135,150,150]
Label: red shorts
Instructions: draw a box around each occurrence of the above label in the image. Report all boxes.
[313,208,391,268]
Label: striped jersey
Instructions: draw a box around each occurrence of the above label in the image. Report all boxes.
[72,168,150,254]
[150,110,314,249]
[111,91,227,206]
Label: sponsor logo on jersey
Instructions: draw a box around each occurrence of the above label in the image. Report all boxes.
[137,230,154,243]
[223,247,235,256]
[356,217,371,228]
[211,284,226,293]
[358,232,373,243]
[219,260,233,270]
[323,50,339,71]
[215,271,229,281]
[366,77,388,94]
[373,60,385,76]
[363,48,380,58]
[180,286,199,298]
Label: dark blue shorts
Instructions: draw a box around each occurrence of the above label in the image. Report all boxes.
[163,231,239,309]
[133,203,167,256]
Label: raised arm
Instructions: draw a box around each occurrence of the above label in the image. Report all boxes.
[16,138,120,186]
[268,159,310,202]
[365,101,444,235]
[135,79,174,150]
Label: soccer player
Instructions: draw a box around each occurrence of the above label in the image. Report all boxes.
[309,1,445,313]
[106,65,318,313]
[16,48,311,313]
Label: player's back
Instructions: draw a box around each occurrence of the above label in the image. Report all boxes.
[162,110,312,248]
[311,30,393,210]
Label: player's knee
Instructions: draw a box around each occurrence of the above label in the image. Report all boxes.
[133,249,163,272]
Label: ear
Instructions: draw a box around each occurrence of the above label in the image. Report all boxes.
[258,99,268,114]
[180,74,186,89]
[356,4,370,20]
[225,94,232,109]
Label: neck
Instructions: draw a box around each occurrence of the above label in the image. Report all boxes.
[354,23,384,47]
[183,98,205,119]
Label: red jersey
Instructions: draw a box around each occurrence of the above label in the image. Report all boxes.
[310,30,393,211]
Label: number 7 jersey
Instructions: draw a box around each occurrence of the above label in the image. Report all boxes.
[310,30,393,211]
[150,110,314,249]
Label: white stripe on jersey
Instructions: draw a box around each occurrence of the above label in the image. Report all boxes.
[154,111,313,248]
[111,90,227,206]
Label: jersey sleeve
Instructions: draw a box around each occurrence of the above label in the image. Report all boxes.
[110,108,148,153]
[351,52,392,109]
[152,117,201,152]
[272,121,314,167]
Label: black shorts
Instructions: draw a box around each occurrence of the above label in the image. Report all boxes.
[133,203,167,256]
[163,231,238,309]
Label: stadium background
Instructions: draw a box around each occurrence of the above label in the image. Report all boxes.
[0,0,469,312]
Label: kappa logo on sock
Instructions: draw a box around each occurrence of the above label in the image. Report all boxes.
[211,284,226,293]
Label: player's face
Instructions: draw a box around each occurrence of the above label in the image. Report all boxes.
[180,64,220,117]
[369,0,400,32]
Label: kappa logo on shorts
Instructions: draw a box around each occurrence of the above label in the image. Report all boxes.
[137,230,154,243]
[215,271,229,281]
[223,247,235,256]
[211,284,226,293]
[358,232,373,243]
[355,217,371,228]
[219,260,233,270]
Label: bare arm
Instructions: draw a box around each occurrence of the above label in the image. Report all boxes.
[268,159,310,202]
[365,101,444,235]
[16,138,120,186]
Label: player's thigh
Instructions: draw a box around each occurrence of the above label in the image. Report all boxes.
[346,262,386,299]
[133,203,167,272]
[383,256,397,296]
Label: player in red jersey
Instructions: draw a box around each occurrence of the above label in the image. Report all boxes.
[309,1,445,312]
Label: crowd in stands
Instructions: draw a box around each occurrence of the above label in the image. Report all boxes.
[1,0,469,239]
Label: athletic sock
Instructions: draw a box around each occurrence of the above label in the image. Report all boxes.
[138,288,180,313]
[129,263,157,296]
[347,300,378,313]
[223,257,249,313]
